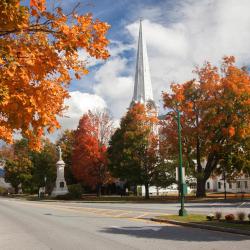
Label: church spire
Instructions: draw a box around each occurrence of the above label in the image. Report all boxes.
[131,19,154,107]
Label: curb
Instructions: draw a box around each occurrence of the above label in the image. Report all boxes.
[151,218,250,236]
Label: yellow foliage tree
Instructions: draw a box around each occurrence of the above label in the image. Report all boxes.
[0,0,110,150]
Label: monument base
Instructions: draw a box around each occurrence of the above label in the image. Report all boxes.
[51,187,69,197]
[51,179,68,197]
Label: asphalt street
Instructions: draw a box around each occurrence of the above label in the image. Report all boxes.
[54,199,250,217]
[0,198,250,250]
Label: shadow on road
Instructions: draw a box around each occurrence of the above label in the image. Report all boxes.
[185,202,250,208]
[100,225,250,241]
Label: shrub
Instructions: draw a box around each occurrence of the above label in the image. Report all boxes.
[0,187,8,196]
[237,212,246,221]
[215,211,222,220]
[206,213,214,221]
[68,184,83,199]
[225,214,235,221]
[54,184,83,200]
[55,194,71,200]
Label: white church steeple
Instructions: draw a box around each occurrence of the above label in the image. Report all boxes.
[131,19,155,108]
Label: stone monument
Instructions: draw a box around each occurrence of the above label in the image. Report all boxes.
[51,146,68,197]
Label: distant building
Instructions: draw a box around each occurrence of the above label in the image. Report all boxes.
[206,174,250,193]
[0,160,12,191]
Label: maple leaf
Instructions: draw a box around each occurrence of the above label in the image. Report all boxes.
[30,0,46,12]
[162,56,250,198]
[0,0,110,150]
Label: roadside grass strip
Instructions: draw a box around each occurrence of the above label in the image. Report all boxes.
[153,214,250,236]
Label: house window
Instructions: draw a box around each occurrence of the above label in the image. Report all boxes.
[229,183,232,189]
[218,182,221,189]
[207,182,210,189]
[245,181,248,189]
[237,181,241,189]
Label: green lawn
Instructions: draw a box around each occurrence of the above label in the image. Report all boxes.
[158,214,250,231]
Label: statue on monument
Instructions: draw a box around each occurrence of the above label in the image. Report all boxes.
[51,145,68,197]
[57,145,62,161]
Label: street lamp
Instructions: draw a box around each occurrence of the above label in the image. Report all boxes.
[223,168,227,200]
[44,176,47,194]
[177,110,187,216]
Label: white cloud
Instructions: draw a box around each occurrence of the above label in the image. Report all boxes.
[125,0,250,109]
[78,40,134,69]
[78,49,104,68]
[81,0,250,121]
[93,57,134,119]
[62,91,107,122]
[108,40,134,58]
[48,91,107,141]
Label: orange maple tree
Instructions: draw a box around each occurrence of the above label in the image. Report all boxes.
[0,0,110,150]
[72,111,113,196]
[162,56,250,197]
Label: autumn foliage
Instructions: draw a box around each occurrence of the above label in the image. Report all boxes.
[162,56,250,197]
[0,0,110,150]
[72,111,113,195]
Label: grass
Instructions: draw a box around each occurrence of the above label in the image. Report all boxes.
[158,214,250,231]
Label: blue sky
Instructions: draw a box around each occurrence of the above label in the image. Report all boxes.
[60,0,178,93]
[23,0,250,140]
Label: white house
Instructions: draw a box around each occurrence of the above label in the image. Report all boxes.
[206,174,250,193]
[0,160,12,191]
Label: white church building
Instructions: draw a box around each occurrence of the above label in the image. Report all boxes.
[130,20,250,196]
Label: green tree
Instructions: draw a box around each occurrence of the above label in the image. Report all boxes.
[5,157,32,193]
[4,139,33,193]
[108,103,159,199]
[3,138,58,194]
[30,139,57,194]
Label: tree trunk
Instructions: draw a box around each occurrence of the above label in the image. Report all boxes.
[14,185,18,194]
[145,183,150,199]
[196,178,206,197]
[96,184,102,197]
[196,152,219,198]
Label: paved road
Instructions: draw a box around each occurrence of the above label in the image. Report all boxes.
[54,200,250,217]
[0,198,250,250]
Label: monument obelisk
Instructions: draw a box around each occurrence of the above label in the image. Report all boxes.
[51,146,68,197]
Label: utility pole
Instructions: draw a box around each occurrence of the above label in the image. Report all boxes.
[177,110,187,216]
[223,169,227,200]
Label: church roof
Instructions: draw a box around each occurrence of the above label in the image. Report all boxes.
[131,20,154,106]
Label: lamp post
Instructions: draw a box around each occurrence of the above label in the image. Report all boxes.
[223,169,227,200]
[177,110,187,216]
[44,176,47,194]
